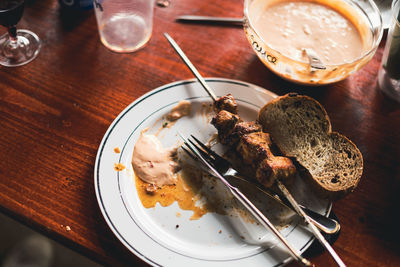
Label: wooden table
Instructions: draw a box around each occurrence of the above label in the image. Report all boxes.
[1,0,399,266]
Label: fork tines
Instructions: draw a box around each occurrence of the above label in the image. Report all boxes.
[181,146,197,160]
[189,135,230,167]
[190,135,218,158]
[180,134,213,162]
[178,133,206,163]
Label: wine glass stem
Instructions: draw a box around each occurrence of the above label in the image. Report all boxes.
[7,26,17,42]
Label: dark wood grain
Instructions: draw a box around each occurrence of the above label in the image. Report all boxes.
[0,0,399,266]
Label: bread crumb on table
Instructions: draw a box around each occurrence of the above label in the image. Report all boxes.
[66,226,71,232]
[62,120,72,127]
[114,163,125,171]
[114,147,121,153]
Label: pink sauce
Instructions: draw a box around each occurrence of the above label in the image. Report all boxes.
[167,100,192,121]
[132,132,178,186]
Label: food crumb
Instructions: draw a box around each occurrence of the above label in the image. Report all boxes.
[167,100,191,121]
[144,184,158,194]
[218,230,222,234]
[176,212,181,218]
[66,226,71,232]
[114,147,121,153]
[114,163,126,171]
[175,224,179,229]
[156,0,170,8]
[62,120,72,127]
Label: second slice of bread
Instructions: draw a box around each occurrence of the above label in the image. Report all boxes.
[258,93,363,200]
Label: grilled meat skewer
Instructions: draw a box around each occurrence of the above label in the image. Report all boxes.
[211,95,296,188]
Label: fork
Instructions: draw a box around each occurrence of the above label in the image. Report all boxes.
[182,135,340,235]
[180,133,313,267]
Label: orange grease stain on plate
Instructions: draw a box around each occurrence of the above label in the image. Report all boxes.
[114,163,125,171]
[135,173,208,220]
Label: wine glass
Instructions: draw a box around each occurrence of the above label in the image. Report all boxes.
[0,0,41,67]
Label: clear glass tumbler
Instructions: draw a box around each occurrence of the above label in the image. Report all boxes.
[378,0,400,102]
[93,0,154,53]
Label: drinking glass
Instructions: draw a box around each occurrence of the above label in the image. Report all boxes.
[378,0,400,102]
[93,0,155,53]
[0,0,41,67]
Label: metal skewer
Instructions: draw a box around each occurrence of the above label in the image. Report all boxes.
[164,33,217,102]
[164,32,345,266]
[276,180,346,267]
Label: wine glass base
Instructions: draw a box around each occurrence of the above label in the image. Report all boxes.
[0,29,41,67]
[379,68,400,103]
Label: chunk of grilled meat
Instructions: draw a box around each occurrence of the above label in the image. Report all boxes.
[228,121,263,146]
[238,132,296,187]
[214,94,238,114]
[256,157,296,188]
[211,110,241,145]
[237,132,273,165]
[211,110,263,145]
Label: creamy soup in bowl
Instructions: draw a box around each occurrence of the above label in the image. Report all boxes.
[244,0,383,85]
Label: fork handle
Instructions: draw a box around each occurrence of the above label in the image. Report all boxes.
[229,186,312,266]
[302,205,340,235]
[226,171,340,234]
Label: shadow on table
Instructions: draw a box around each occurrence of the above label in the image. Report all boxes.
[58,5,94,32]
[362,83,400,252]
[0,212,102,267]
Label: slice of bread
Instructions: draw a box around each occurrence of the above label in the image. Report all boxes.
[258,93,363,200]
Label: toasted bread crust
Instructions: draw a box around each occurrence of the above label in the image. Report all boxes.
[258,93,363,200]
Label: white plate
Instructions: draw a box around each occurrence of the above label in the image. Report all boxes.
[94,78,331,267]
